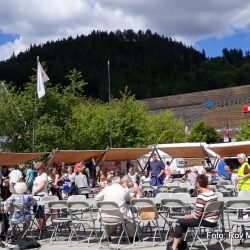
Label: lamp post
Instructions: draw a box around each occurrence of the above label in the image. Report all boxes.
[107,60,113,147]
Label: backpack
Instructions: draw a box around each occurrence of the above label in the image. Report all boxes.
[15,238,41,249]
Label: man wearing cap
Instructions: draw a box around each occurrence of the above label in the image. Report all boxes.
[149,153,164,186]
[236,153,250,194]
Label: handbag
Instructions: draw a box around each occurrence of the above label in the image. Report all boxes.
[15,238,41,249]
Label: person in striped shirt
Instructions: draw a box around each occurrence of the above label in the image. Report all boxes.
[168,174,218,250]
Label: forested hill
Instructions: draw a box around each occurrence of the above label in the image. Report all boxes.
[0,30,250,100]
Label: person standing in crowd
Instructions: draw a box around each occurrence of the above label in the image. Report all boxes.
[223,165,232,181]
[210,169,219,184]
[165,161,171,181]
[1,167,10,200]
[32,162,48,231]
[25,165,35,194]
[235,153,250,195]
[187,168,198,187]
[168,175,218,250]
[217,157,226,178]
[48,168,62,200]
[75,165,89,192]
[127,165,142,198]
[98,174,107,189]
[64,166,76,195]
[128,165,141,186]
[126,160,133,173]
[9,167,23,194]
[106,170,115,184]
[149,153,164,186]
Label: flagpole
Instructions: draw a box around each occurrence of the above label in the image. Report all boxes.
[107,60,113,147]
[32,56,39,152]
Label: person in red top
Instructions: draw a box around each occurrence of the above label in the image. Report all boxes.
[164,161,171,180]
[74,163,79,173]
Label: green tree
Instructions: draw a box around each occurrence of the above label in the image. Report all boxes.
[109,88,152,147]
[148,111,185,144]
[236,120,250,141]
[187,120,220,144]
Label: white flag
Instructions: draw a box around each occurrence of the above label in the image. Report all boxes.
[185,125,190,135]
[223,127,229,142]
[37,61,49,98]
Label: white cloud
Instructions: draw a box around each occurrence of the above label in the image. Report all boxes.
[1,0,250,60]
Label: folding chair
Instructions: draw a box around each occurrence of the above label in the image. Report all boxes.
[131,198,162,246]
[7,204,34,241]
[158,186,169,193]
[226,200,250,249]
[68,195,86,201]
[214,192,223,199]
[96,201,130,249]
[67,201,98,246]
[172,188,188,193]
[78,188,91,198]
[179,181,192,189]
[141,186,156,197]
[216,185,232,197]
[33,195,59,239]
[189,201,225,250]
[161,198,187,244]
[47,201,71,243]
[165,184,179,192]
[218,180,232,185]
[169,193,192,212]
[141,181,151,187]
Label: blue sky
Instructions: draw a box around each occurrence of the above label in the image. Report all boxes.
[195,30,250,58]
[1,0,250,61]
[0,32,19,45]
[1,29,250,59]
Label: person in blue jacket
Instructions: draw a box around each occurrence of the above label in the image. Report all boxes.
[149,153,164,186]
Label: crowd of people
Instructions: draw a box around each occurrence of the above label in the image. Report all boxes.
[0,152,250,249]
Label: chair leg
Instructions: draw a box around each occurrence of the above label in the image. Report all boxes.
[132,223,141,246]
[190,228,208,250]
[117,229,125,249]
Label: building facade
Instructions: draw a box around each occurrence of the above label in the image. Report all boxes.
[143,85,250,138]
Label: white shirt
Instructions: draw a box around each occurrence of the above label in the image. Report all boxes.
[75,173,88,188]
[32,173,48,195]
[128,172,140,184]
[95,183,132,218]
[9,169,22,183]
[64,173,76,183]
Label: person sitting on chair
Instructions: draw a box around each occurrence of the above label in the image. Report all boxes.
[95,175,136,241]
[4,182,37,240]
[167,174,218,250]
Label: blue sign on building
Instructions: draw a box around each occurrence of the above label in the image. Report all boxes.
[205,100,213,109]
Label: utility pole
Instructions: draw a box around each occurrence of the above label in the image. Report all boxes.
[107,60,113,147]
